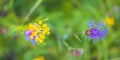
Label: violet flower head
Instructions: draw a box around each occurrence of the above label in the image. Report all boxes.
[25,30,32,40]
[86,20,108,43]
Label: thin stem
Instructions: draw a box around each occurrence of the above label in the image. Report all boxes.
[74,34,81,43]
[24,0,42,23]
[63,41,72,51]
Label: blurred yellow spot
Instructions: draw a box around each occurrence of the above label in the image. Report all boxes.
[43,24,47,28]
[42,31,46,35]
[29,35,34,39]
[32,32,37,36]
[28,23,35,31]
[35,36,40,42]
[38,25,41,30]
[34,56,45,60]
[34,23,37,26]
[38,39,44,44]
[47,31,50,35]
[45,27,50,31]
[40,35,45,39]
[36,29,39,33]
[105,16,115,27]
[38,21,42,25]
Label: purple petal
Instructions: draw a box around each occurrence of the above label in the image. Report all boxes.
[90,28,100,36]
[88,20,95,28]
[94,36,99,43]
[31,39,38,45]
[25,30,32,41]
[91,20,95,28]
[97,20,103,29]
[25,35,30,41]
[100,30,107,38]
[25,30,32,36]
[31,36,38,45]
[89,35,94,39]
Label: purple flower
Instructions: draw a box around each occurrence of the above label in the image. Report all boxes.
[25,30,37,45]
[31,36,38,45]
[86,20,108,43]
[25,30,32,41]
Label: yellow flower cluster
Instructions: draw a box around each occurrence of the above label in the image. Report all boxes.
[34,56,45,60]
[105,16,115,27]
[28,21,50,44]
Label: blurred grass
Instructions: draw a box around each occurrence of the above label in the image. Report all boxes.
[0,0,120,60]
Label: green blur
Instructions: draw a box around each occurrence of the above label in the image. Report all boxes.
[0,0,120,60]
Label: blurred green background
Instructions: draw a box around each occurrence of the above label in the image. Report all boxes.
[0,0,120,60]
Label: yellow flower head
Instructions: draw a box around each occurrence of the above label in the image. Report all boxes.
[105,16,115,27]
[28,23,35,31]
[39,21,42,24]
[34,56,45,60]
[25,20,50,45]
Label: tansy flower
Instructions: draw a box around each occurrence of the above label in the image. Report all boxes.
[25,21,50,45]
[34,56,45,60]
[105,16,115,27]
[86,20,108,43]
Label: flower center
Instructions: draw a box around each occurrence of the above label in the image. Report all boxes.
[90,28,100,36]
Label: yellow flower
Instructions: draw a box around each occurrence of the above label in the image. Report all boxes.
[32,32,37,36]
[35,36,40,42]
[47,31,50,35]
[40,35,45,39]
[39,39,44,44]
[28,23,35,31]
[34,56,45,60]
[38,21,42,25]
[42,24,47,28]
[45,27,50,32]
[38,25,41,30]
[105,16,115,27]
[35,29,39,33]
[29,35,34,39]
[41,31,46,35]
[25,20,50,45]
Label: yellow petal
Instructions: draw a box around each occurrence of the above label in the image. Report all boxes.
[38,21,42,25]
[35,36,40,42]
[28,24,35,31]
[32,32,37,36]
[29,35,33,39]
[42,24,47,28]
[42,31,46,35]
[105,16,115,27]
[38,25,41,30]
[45,27,50,31]
[40,35,45,39]
[47,31,50,35]
[34,56,45,60]
[39,39,44,43]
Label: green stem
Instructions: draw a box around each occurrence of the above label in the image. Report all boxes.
[24,0,42,23]
[74,34,82,43]
[63,41,72,51]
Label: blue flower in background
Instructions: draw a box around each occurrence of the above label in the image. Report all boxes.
[85,20,108,43]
